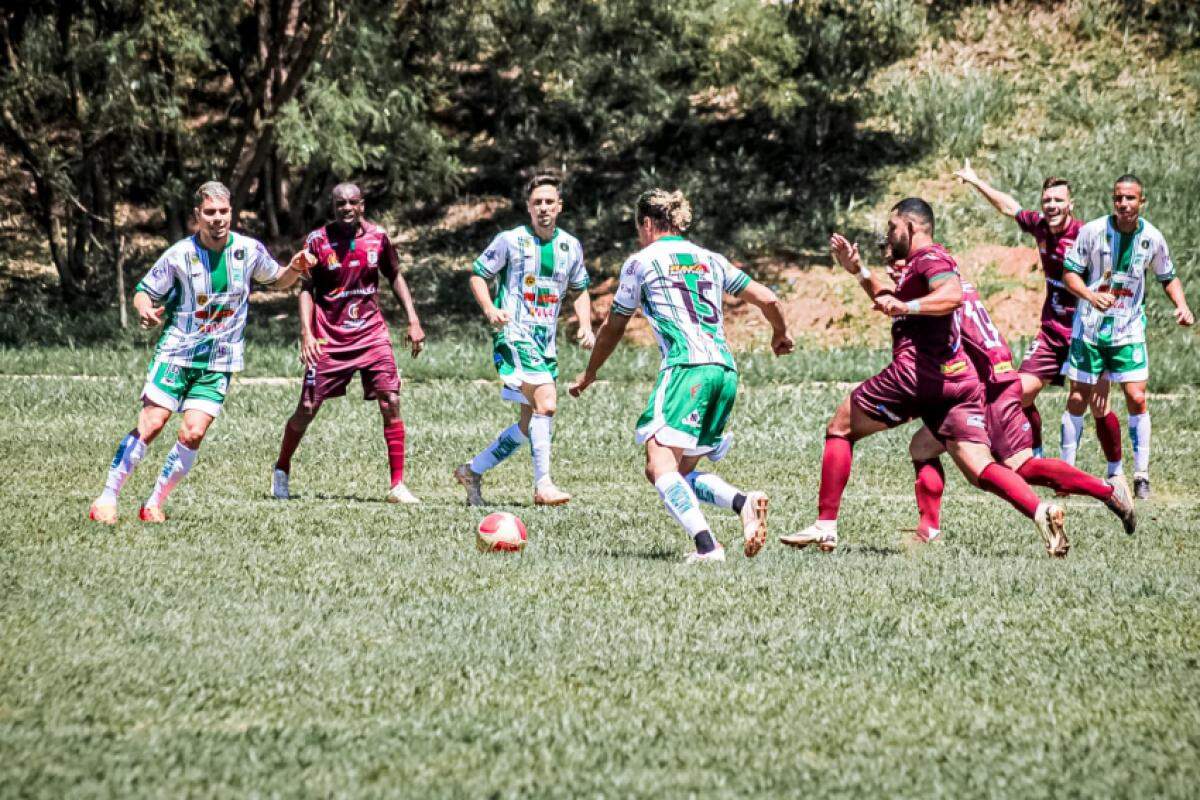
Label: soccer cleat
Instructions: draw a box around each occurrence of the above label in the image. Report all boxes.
[533,480,571,507]
[1034,502,1069,558]
[453,463,485,507]
[707,433,734,463]
[272,467,290,500]
[1133,473,1151,500]
[740,491,769,557]
[684,543,726,564]
[386,481,420,504]
[138,505,167,524]
[901,527,942,547]
[1103,474,1136,535]
[88,499,118,525]
[779,523,838,552]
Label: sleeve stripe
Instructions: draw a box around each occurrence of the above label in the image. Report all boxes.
[1157,272,1177,283]
[135,282,165,300]
[569,278,590,290]
[927,270,955,285]
[1064,260,1086,275]
[471,259,493,278]
[611,302,636,316]
[728,272,751,294]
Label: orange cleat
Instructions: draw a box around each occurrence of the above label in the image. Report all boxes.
[138,505,167,524]
[88,499,118,525]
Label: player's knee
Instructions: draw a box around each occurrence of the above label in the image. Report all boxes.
[378,395,402,421]
[178,424,207,448]
[1126,388,1147,413]
[537,400,557,417]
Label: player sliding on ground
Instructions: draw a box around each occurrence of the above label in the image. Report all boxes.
[1061,174,1193,499]
[89,181,311,524]
[569,189,793,563]
[271,182,426,503]
[955,161,1124,475]
[782,198,1070,558]
[455,174,594,506]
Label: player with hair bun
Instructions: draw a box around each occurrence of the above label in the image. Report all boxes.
[570,188,794,563]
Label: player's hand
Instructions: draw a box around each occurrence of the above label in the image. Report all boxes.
[139,305,165,330]
[407,322,426,358]
[300,331,323,366]
[829,233,862,275]
[568,371,595,398]
[576,327,596,350]
[289,249,317,276]
[874,295,908,317]
[771,330,795,356]
[1089,291,1116,311]
[1176,305,1195,326]
[954,159,979,186]
[484,307,511,328]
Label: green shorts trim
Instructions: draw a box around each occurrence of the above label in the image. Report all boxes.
[1065,339,1148,385]
[142,361,230,416]
[636,364,738,455]
[493,337,557,396]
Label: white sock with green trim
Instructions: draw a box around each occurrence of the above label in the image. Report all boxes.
[654,472,710,538]
[470,424,528,475]
[1060,412,1085,465]
[1129,412,1151,475]
[100,431,147,503]
[146,442,197,508]
[530,413,553,486]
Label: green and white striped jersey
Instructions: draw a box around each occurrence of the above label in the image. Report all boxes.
[1065,216,1175,347]
[472,225,589,360]
[136,232,284,372]
[611,235,751,371]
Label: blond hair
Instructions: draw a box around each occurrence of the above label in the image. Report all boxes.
[193,180,230,207]
[636,189,692,233]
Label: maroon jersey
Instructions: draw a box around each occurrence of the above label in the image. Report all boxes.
[1014,210,1082,337]
[890,244,972,379]
[957,282,1019,387]
[304,221,399,355]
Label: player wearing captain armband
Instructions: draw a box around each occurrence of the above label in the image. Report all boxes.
[454,174,594,507]
[569,189,794,564]
[88,181,311,525]
[1061,174,1193,499]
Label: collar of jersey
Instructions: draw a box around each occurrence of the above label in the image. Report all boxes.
[1107,215,1144,239]
[524,225,558,244]
[192,233,232,255]
[658,235,686,242]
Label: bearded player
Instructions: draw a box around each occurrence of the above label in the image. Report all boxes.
[570,189,793,563]
[271,182,426,503]
[782,199,1069,558]
[955,161,1125,477]
[89,181,310,524]
[454,174,594,506]
[1062,174,1193,499]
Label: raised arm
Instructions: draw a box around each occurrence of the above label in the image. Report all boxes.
[955,159,1021,218]
[830,233,889,300]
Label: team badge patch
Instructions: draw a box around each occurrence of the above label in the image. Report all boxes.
[367,249,378,266]
[234,248,245,260]
[560,241,569,252]
[524,275,536,288]
[197,293,209,306]
[326,253,339,268]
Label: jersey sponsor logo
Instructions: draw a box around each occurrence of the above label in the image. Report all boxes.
[875,403,903,423]
[669,263,708,275]
[967,414,986,429]
[367,249,378,266]
[327,285,377,300]
[941,359,969,376]
[197,293,209,306]
[524,274,536,288]
[344,301,370,330]
[326,252,340,269]
[994,360,1014,374]
[682,409,702,427]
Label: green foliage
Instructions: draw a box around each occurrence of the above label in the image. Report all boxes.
[874,66,1017,158]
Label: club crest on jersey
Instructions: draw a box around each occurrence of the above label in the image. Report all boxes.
[326,252,340,268]
[234,248,245,261]
[559,241,569,252]
[524,275,536,288]
[367,249,378,266]
[197,293,209,306]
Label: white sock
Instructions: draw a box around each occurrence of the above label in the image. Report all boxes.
[100,431,147,503]
[469,424,528,474]
[1107,460,1124,477]
[685,471,740,510]
[1129,412,1151,475]
[654,472,711,538]
[530,413,553,486]
[147,442,198,508]
[813,519,838,534]
[1060,412,1085,465]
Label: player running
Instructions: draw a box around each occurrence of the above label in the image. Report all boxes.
[954,161,1124,476]
[782,199,1069,558]
[1061,174,1193,499]
[454,174,594,506]
[569,189,793,563]
[271,182,427,503]
[89,181,310,524]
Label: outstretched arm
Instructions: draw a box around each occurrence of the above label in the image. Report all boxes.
[569,311,630,397]
[955,159,1021,218]
[738,280,794,356]
[875,273,963,317]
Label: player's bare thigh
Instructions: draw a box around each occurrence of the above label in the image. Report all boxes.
[644,436,687,484]
[519,382,557,416]
[828,395,891,442]
[1019,372,1049,407]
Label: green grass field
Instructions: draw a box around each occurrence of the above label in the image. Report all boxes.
[3,341,1199,797]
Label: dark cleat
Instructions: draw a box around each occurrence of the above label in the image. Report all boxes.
[1104,475,1136,535]
[1133,474,1151,500]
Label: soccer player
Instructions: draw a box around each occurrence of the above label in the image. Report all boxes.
[88,181,310,524]
[1061,174,1193,499]
[782,199,1070,558]
[954,161,1124,474]
[569,189,794,563]
[454,174,594,506]
[271,182,427,503]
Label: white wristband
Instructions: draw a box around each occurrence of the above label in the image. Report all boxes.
[857,267,872,281]
[905,299,921,315]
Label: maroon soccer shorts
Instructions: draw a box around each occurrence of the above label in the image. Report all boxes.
[301,342,400,406]
[1019,327,1070,386]
[986,379,1034,461]
[852,362,991,446]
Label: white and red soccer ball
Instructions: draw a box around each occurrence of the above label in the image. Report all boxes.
[476,512,527,553]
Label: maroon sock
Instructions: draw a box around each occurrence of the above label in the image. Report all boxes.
[384,420,406,486]
[913,459,945,533]
[275,420,305,473]
[818,435,854,521]
[978,462,1040,519]
[1025,404,1043,451]
[1017,458,1113,501]
[1096,411,1123,463]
